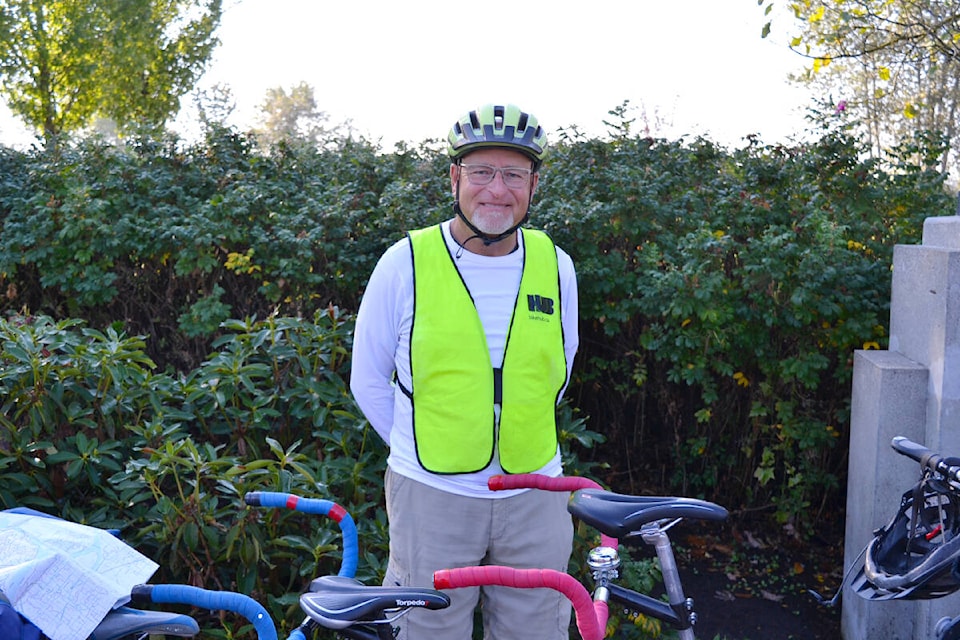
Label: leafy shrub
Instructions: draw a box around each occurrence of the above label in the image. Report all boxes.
[0,311,602,637]
[0,311,370,635]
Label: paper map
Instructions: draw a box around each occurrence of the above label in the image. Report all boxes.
[0,512,158,640]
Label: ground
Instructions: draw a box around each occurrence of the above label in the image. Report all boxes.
[661,519,844,639]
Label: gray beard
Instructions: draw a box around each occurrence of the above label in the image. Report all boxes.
[470,210,514,236]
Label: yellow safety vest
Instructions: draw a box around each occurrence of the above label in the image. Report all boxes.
[407,224,566,474]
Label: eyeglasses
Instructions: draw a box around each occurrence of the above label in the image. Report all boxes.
[459,163,533,188]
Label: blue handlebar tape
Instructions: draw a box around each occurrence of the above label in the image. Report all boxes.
[132,584,277,640]
[244,491,359,578]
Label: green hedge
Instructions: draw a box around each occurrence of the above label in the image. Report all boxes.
[536,119,950,529]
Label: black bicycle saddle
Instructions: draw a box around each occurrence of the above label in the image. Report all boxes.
[89,606,199,639]
[569,489,728,539]
[301,576,450,629]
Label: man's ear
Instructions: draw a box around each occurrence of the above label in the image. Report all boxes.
[450,163,460,195]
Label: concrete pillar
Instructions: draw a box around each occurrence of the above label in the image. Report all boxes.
[843,215,960,638]
[841,350,926,639]
[889,238,960,456]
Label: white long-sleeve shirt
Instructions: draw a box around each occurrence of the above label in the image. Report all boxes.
[350,219,579,498]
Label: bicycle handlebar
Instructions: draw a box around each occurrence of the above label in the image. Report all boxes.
[891,436,960,483]
[131,584,277,640]
[434,566,607,640]
[488,474,618,549]
[488,474,604,492]
[244,491,359,578]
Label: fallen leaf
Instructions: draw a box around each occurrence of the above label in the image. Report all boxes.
[743,530,767,549]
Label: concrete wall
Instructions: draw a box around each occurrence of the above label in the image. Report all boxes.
[842,216,960,638]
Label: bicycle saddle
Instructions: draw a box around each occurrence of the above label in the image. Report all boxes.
[301,576,451,629]
[89,606,200,639]
[569,489,728,539]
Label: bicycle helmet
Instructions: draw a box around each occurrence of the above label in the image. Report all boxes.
[447,104,548,167]
[851,464,960,601]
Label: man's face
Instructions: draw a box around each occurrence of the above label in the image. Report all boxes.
[451,148,539,236]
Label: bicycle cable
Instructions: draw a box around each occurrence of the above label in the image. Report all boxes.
[808,541,868,607]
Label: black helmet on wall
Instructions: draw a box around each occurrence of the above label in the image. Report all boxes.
[852,469,960,601]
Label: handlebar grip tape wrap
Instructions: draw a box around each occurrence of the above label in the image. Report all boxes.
[131,584,277,640]
[244,491,359,578]
[434,566,608,640]
[488,475,618,549]
[488,474,603,492]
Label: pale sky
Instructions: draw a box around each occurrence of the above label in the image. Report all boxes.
[0,0,817,150]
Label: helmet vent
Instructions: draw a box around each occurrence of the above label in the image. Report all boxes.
[493,105,505,130]
[518,113,529,131]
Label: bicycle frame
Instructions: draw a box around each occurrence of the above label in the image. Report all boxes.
[437,474,728,640]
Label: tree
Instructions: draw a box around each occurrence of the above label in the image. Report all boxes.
[762,0,960,174]
[0,0,222,147]
[761,0,960,63]
[252,82,337,149]
[193,82,236,129]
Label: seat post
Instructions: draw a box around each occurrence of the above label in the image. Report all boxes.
[642,525,696,640]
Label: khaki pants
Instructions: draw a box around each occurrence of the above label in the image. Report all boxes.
[383,467,574,640]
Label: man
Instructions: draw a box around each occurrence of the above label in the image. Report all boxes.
[350,103,579,639]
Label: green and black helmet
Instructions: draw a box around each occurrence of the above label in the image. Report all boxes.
[447,104,548,167]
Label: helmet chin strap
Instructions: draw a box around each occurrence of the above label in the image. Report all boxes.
[452,201,529,247]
